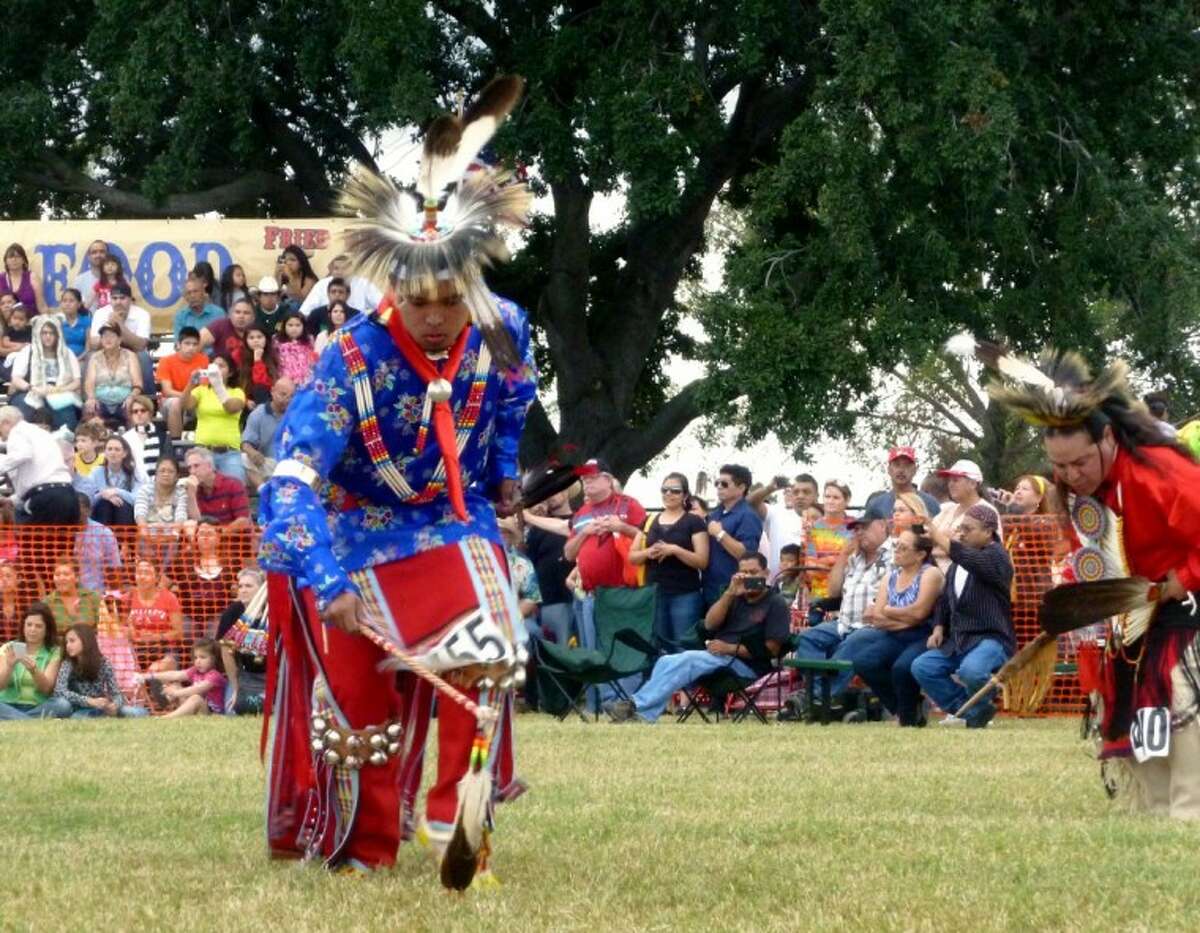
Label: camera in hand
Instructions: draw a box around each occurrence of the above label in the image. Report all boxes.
[742,576,766,592]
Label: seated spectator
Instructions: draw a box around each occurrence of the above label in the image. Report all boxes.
[156,326,210,439]
[54,287,93,357]
[790,503,895,706]
[278,244,319,307]
[72,240,108,311]
[911,504,1015,728]
[8,316,83,430]
[255,276,287,334]
[192,260,220,307]
[135,456,189,567]
[73,421,106,480]
[312,299,350,355]
[126,557,185,671]
[629,471,708,652]
[216,567,268,715]
[122,395,171,480]
[241,376,294,493]
[183,447,250,529]
[43,555,103,631]
[74,493,123,593]
[199,296,255,365]
[0,302,32,361]
[804,480,854,620]
[891,491,932,536]
[49,623,147,718]
[298,254,382,320]
[0,559,34,641]
[274,309,317,386]
[219,263,248,311]
[141,637,227,717]
[239,323,280,408]
[772,543,804,603]
[181,354,247,481]
[90,253,128,312]
[306,274,358,337]
[607,553,790,723]
[87,282,150,355]
[0,603,64,719]
[864,446,943,519]
[0,291,15,329]
[848,527,945,726]
[929,460,1000,571]
[172,275,225,342]
[178,519,233,638]
[83,322,142,425]
[1,243,43,315]
[82,434,145,526]
[702,463,764,607]
[500,519,542,642]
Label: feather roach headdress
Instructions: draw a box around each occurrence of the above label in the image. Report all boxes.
[338,75,530,368]
[945,332,1141,430]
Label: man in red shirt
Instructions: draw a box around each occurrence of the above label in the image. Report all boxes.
[990,348,1200,819]
[563,459,646,711]
[200,296,255,366]
[183,446,251,531]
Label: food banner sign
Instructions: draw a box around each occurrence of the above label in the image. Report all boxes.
[0,218,357,330]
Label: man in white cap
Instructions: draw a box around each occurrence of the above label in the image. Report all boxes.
[928,459,1000,571]
[254,275,287,333]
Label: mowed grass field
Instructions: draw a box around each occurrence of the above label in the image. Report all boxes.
[1,715,1197,932]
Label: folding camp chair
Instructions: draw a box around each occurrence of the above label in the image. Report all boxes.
[536,585,658,721]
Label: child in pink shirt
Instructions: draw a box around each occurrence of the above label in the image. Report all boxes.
[140,638,228,716]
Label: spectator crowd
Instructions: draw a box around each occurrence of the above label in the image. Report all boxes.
[0,237,1194,726]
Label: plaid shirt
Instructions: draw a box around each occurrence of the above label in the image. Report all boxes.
[836,540,894,637]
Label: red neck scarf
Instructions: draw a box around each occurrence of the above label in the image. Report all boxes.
[379,295,471,520]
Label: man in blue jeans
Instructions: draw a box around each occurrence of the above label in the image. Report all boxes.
[910,504,1015,728]
[608,552,790,723]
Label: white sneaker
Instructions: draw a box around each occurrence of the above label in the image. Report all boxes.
[937,715,966,728]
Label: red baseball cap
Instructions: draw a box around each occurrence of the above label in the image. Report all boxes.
[887,446,917,463]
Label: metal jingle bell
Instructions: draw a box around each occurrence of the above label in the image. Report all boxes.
[498,675,513,690]
[347,735,363,749]
[311,716,327,733]
[323,749,341,766]
[324,730,342,746]
[344,755,362,770]
[386,723,402,738]
[387,742,401,756]
[369,751,387,767]
[479,678,495,690]
[310,738,325,753]
[427,378,453,403]
[515,645,529,665]
[513,667,527,687]
[369,733,388,749]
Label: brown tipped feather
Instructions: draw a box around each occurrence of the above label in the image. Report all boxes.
[463,75,525,125]
[1039,578,1158,635]
[424,114,464,158]
[439,822,478,891]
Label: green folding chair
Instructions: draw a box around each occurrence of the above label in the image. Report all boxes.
[536,585,659,721]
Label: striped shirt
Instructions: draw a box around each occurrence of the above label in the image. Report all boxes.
[936,539,1015,656]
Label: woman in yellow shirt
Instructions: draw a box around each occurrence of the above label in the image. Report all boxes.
[181,352,247,482]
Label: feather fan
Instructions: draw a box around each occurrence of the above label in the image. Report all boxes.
[1039,577,1162,636]
[956,631,1057,720]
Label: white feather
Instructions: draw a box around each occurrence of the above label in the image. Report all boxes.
[994,354,1057,390]
[455,768,492,851]
[944,331,978,358]
[417,116,500,200]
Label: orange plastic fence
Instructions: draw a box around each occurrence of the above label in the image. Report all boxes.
[1003,513,1084,715]
[0,523,261,709]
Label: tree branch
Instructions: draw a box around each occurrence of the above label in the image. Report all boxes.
[606,376,729,477]
[845,409,973,440]
[19,152,311,217]
[429,0,510,54]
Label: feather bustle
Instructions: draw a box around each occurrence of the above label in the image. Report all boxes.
[424,114,464,159]
[1039,578,1159,636]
